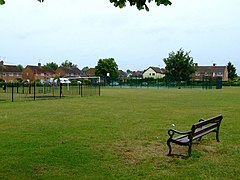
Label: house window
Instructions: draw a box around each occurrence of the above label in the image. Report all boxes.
[2,73,6,76]
[205,72,208,76]
[9,73,14,76]
[16,73,19,77]
[152,73,155,76]
[41,73,44,76]
[149,73,151,76]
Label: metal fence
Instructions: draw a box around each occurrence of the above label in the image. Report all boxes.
[107,76,223,89]
[0,82,100,102]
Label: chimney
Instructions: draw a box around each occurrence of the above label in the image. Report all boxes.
[213,63,216,66]
[38,63,41,67]
[0,61,3,66]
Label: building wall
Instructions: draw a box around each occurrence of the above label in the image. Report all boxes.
[0,72,22,82]
[143,68,164,79]
[22,67,35,81]
[22,67,55,82]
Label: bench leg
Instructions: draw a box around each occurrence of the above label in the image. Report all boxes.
[167,139,172,156]
[216,130,220,142]
[188,143,192,157]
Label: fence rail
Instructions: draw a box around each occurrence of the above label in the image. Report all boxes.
[0,82,100,102]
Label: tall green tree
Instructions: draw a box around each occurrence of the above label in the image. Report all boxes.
[61,60,77,68]
[45,62,58,71]
[163,48,196,88]
[95,58,119,81]
[0,0,172,11]
[82,66,89,76]
[227,61,238,80]
[17,64,23,71]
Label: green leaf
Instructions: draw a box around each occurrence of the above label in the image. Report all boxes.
[0,0,5,5]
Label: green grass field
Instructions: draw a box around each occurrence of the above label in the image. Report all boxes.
[0,87,239,179]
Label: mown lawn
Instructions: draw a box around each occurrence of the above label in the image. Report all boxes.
[0,87,239,179]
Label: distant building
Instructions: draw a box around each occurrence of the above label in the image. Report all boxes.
[118,70,128,79]
[86,68,95,77]
[55,66,83,78]
[22,63,55,82]
[0,61,22,82]
[143,66,165,79]
[192,63,228,81]
[128,71,143,79]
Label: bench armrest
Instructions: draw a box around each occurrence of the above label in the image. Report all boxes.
[168,129,191,138]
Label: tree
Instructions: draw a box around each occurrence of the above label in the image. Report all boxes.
[227,61,238,80]
[82,66,89,76]
[0,0,172,11]
[95,58,119,82]
[61,60,77,68]
[163,48,196,88]
[110,0,172,11]
[45,62,58,71]
[17,64,23,71]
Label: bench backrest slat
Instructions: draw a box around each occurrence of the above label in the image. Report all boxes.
[193,123,218,137]
[193,114,223,129]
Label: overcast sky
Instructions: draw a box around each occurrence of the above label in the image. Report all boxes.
[0,0,239,74]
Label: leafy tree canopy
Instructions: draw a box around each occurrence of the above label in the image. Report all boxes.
[163,48,196,86]
[227,61,238,80]
[17,64,23,71]
[61,60,77,68]
[0,0,172,11]
[45,62,58,71]
[95,58,119,80]
[81,66,89,75]
[110,0,172,11]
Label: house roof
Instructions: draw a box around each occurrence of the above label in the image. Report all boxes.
[130,71,143,77]
[196,66,226,73]
[144,66,166,74]
[57,66,82,74]
[118,70,127,78]
[0,65,22,73]
[26,65,54,73]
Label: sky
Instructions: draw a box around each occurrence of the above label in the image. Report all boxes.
[0,0,240,74]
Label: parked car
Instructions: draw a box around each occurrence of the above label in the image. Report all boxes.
[109,82,119,86]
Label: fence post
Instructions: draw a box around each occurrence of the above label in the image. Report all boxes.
[22,83,24,94]
[11,83,14,102]
[34,82,36,100]
[81,84,83,97]
[99,84,101,96]
[17,83,19,93]
[60,83,62,98]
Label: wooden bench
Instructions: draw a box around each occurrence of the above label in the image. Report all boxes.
[167,114,223,156]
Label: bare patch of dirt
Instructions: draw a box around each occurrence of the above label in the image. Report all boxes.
[112,140,167,165]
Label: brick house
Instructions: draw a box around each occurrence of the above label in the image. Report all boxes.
[55,66,83,78]
[0,61,22,82]
[86,68,95,77]
[22,63,55,82]
[192,64,228,81]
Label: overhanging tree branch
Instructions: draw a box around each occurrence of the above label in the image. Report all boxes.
[0,0,172,11]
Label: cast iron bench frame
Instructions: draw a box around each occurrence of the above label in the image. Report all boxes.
[167,114,223,156]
